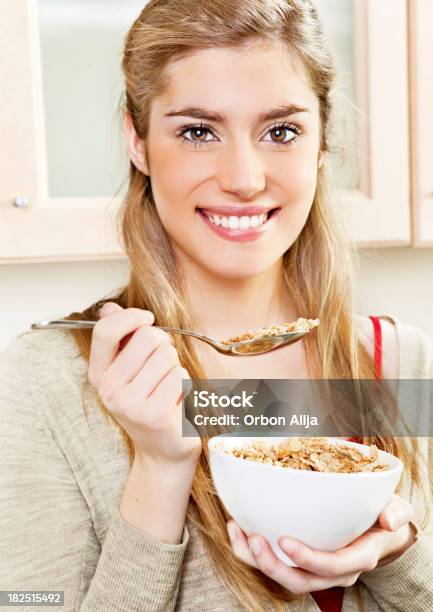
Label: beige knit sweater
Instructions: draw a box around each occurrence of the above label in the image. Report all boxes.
[0,315,432,611]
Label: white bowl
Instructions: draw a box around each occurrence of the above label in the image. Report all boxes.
[208,435,403,566]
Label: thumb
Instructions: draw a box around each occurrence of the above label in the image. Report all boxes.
[98,302,123,318]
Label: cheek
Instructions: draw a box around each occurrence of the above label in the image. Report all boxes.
[149,150,186,209]
[277,156,318,221]
[146,140,209,215]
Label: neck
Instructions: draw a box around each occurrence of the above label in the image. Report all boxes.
[176,253,298,342]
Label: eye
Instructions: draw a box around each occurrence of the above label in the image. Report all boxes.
[176,121,303,147]
[263,122,302,145]
[177,122,215,146]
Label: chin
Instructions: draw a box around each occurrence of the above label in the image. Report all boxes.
[206,260,276,281]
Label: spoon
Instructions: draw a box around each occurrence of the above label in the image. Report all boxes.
[30,319,313,356]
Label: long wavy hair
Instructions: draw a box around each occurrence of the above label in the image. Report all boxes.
[64,1,429,610]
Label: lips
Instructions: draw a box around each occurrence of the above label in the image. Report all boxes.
[198,205,279,217]
[196,206,281,242]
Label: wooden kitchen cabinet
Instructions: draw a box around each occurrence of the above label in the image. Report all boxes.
[337,0,411,246]
[0,0,425,261]
[408,0,433,246]
[0,0,143,263]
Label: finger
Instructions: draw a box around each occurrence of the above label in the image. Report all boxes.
[165,332,176,346]
[126,340,180,397]
[227,521,259,568]
[277,527,387,577]
[98,302,123,318]
[97,325,173,407]
[119,332,134,351]
[247,535,359,594]
[89,307,155,376]
[378,495,413,531]
[104,325,177,387]
[99,304,130,349]
[98,304,174,350]
[116,363,183,426]
[145,364,188,419]
[176,370,192,405]
[119,329,175,352]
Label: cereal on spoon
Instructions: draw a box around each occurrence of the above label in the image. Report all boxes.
[221,317,320,346]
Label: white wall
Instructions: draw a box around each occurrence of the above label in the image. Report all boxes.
[356,248,433,336]
[1,247,432,352]
[0,259,129,352]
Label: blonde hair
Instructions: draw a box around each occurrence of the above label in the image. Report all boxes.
[65,1,430,610]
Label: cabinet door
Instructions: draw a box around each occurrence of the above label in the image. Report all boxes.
[409,0,433,245]
[0,0,411,263]
[315,0,410,246]
[0,0,144,263]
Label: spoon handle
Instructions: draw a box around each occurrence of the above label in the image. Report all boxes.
[30,319,219,346]
[31,320,97,330]
[31,319,193,334]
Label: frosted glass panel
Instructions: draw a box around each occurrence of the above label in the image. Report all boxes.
[38,0,147,198]
[314,0,357,191]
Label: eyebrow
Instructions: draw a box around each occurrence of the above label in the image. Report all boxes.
[163,103,311,123]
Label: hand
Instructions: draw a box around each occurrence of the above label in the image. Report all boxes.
[88,302,201,465]
[227,494,415,594]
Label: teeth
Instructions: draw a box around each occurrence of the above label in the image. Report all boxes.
[228,216,239,229]
[206,211,271,229]
[239,216,249,229]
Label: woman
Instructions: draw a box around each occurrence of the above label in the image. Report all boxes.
[1,1,432,611]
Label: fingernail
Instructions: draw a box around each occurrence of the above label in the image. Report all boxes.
[280,537,296,554]
[249,538,261,556]
[98,303,115,316]
[227,522,238,541]
[387,510,400,530]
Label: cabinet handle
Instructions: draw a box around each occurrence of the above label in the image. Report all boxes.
[13,196,30,208]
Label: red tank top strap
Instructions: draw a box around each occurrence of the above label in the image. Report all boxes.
[310,587,344,612]
[311,316,383,612]
[369,315,383,380]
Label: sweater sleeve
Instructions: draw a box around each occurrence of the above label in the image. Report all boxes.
[359,527,433,611]
[0,334,189,612]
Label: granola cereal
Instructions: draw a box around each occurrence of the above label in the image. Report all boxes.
[221,318,320,345]
[224,437,390,473]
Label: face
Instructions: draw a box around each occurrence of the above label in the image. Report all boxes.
[126,41,324,280]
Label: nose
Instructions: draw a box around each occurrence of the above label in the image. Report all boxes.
[217,139,266,199]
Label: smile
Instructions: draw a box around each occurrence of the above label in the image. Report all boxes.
[196,207,281,242]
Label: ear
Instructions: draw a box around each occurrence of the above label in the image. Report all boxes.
[318,150,325,169]
[124,112,149,175]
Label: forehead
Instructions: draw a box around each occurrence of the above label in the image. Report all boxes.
[153,41,319,122]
